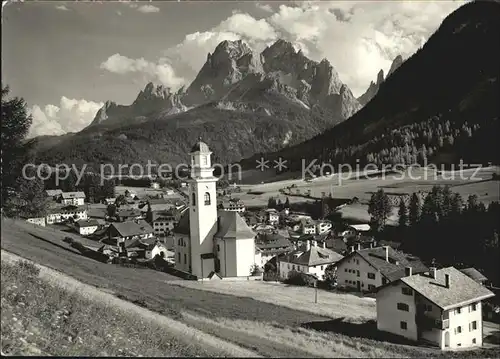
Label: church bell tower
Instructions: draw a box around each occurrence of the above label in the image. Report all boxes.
[187,139,218,278]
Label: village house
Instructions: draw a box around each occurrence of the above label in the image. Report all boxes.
[300,219,317,235]
[151,210,177,237]
[75,219,100,236]
[316,220,333,235]
[45,189,63,200]
[46,205,88,224]
[103,197,116,205]
[341,223,371,238]
[265,208,280,224]
[59,191,86,206]
[279,242,344,281]
[221,198,246,212]
[459,268,489,286]
[117,208,143,222]
[335,246,428,292]
[376,266,495,349]
[24,216,46,227]
[125,237,170,260]
[255,233,294,268]
[107,220,154,253]
[150,181,160,189]
[172,141,259,279]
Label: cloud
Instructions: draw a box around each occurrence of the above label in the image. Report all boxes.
[55,5,69,11]
[100,1,465,97]
[256,3,273,13]
[29,97,104,138]
[100,53,186,90]
[137,5,160,13]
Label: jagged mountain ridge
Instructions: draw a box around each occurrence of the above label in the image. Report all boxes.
[357,55,404,107]
[86,39,361,130]
[241,0,500,170]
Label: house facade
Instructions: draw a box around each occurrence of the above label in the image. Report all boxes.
[75,219,99,235]
[151,210,177,237]
[25,217,46,227]
[376,267,495,349]
[46,205,88,224]
[59,192,86,206]
[221,198,246,212]
[316,220,332,235]
[279,243,344,281]
[335,246,428,292]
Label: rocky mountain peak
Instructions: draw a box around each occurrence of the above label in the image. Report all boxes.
[376,70,385,85]
[387,55,403,78]
[134,82,170,104]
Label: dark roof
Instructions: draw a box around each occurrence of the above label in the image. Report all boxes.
[400,267,495,310]
[328,237,348,253]
[256,234,293,250]
[337,246,429,282]
[190,141,210,153]
[173,210,190,235]
[118,209,143,218]
[215,211,256,240]
[282,246,344,267]
[152,210,175,222]
[460,268,488,282]
[76,219,100,227]
[61,191,86,199]
[109,220,154,238]
[259,248,292,256]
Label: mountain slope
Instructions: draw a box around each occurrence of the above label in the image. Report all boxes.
[34,39,361,167]
[242,0,500,171]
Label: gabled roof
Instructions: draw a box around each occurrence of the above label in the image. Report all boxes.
[460,268,488,283]
[152,210,175,222]
[61,191,86,199]
[256,233,293,250]
[46,189,63,196]
[215,211,256,240]
[110,220,153,238]
[118,209,143,218]
[282,246,344,267]
[349,224,371,231]
[336,246,428,282]
[400,267,495,310]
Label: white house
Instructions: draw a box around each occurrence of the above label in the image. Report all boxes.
[221,198,246,212]
[335,246,428,292]
[25,216,46,227]
[46,205,88,224]
[46,189,63,200]
[316,220,332,235]
[75,219,99,236]
[255,233,294,268]
[172,140,258,279]
[151,210,177,237]
[150,182,160,189]
[265,209,280,224]
[279,242,344,281]
[376,266,495,349]
[59,191,86,206]
[108,220,154,253]
[301,219,317,235]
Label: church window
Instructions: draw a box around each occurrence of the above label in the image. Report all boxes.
[204,192,211,205]
[192,192,196,206]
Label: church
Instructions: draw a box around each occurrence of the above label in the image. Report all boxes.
[173,140,258,279]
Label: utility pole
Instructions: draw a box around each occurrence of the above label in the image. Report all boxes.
[314,279,318,304]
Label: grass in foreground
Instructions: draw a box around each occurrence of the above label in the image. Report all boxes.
[0,260,216,357]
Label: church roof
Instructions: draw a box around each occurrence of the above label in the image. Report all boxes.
[173,210,190,235]
[190,141,210,153]
[215,211,256,240]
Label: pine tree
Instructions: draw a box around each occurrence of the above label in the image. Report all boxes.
[267,197,277,209]
[398,197,408,227]
[368,189,392,231]
[409,193,421,226]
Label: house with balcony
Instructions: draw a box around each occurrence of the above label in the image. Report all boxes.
[150,210,177,237]
[376,266,495,349]
[335,246,428,292]
[46,205,88,224]
[221,198,246,213]
[300,219,317,235]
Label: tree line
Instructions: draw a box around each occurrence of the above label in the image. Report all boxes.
[368,186,500,285]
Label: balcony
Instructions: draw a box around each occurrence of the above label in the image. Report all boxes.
[417,313,449,330]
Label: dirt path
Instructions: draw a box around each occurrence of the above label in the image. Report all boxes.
[1,250,261,358]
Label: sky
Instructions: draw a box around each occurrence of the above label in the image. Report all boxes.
[2,0,466,138]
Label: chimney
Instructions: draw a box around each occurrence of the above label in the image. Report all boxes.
[305,240,311,251]
[405,266,412,277]
[322,241,326,249]
[350,245,355,253]
[357,243,361,251]
[313,240,318,247]
[369,242,374,249]
[385,246,389,262]
[430,267,437,279]
[445,273,450,288]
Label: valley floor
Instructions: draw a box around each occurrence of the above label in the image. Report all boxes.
[1,219,499,357]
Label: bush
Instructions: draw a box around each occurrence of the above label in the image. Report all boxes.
[284,271,316,287]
